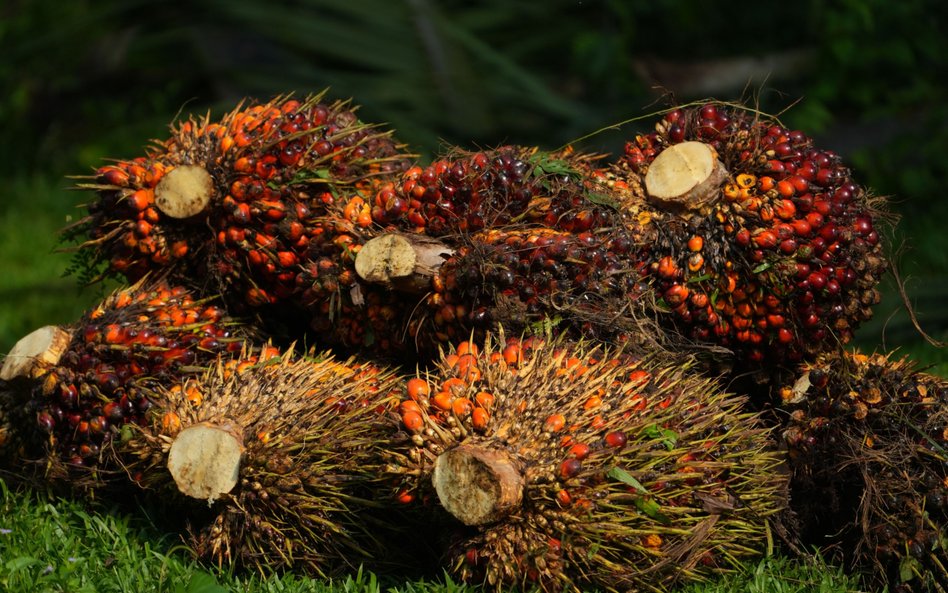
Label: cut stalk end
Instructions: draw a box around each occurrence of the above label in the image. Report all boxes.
[433,443,524,526]
[355,233,453,293]
[644,141,728,210]
[155,165,214,219]
[167,422,243,503]
[1,326,72,381]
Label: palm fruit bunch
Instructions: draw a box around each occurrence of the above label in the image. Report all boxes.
[372,146,622,236]
[117,349,425,577]
[0,279,247,479]
[351,146,661,352]
[386,336,787,592]
[601,102,887,370]
[68,94,413,320]
[354,226,656,351]
[778,350,948,592]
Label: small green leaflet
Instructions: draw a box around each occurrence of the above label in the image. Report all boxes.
[529,315,563,336]
[687,273,712,284]
[608,467,647,492]
[644,424,678,449]
[607,468,671,524]
[530,155,578,178]
[586,542,601,560]
[900,555,921,583]
[585,191,620,210]
[752,262,772,274]
[279,167,332,188]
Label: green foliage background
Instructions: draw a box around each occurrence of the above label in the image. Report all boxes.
[1,0,946,366]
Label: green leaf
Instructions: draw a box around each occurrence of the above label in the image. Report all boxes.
[530,155,578,178]
[184,571,228,593]
[687,273,712,283]
[608,467,646,492]
[608,468,672,524]
[899,554,920,583]
[633,497,670,524]
[752,262,772,274]
[643,424,678,449]
[4,556,41,572]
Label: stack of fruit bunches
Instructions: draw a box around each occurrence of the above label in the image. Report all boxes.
[67,97,886,373]
[3,95,938,591]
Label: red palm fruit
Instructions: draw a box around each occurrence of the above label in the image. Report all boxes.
[778,350,948,592]
[389,336,787,593]
[118,351,429,577]
[609,102,887,371]
[68,94,413,314]
[0,279,250,479]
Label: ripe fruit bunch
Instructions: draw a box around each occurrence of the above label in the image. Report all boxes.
[374,147,623,236]
[608,102,887,368]
[0,280,246,475]
[778,350,948,592]
[379,226,653,350]
[69,93,413,313]
[120,350,415,577]
[388,337,786,593]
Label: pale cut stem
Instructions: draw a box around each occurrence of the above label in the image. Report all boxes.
[1,326,73,381]
[154,165,214,219]
[167,421,243,503]
[432,443,524,526]
[644,141,729,210]
[354,233,453,293]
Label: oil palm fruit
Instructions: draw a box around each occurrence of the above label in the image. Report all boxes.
[387,336,787,592]
[119,349,421,577]
[69,93,413,316]
[607,102,887,369]
[779,350,948,592]
[0,279,247,478]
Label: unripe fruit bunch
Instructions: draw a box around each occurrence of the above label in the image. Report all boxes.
[118,349,421,577]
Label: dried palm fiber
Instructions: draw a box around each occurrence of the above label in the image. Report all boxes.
[779,349,948,592]
[117,348,432,577]
[385,335,787,592]
[0,278,248,485]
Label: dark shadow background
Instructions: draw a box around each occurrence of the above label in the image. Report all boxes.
[2,0,946,367]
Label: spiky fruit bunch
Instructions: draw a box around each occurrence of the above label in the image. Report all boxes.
[374,146,621,236]
[779,350,948,592]
[120,350,416,577]
[607,102,887,369]
[388,337,787,593]
[70,94,412,311]
[354,226,654,351]
[0,280,246,474]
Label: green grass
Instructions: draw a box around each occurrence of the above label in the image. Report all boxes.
[0,480,867,593]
